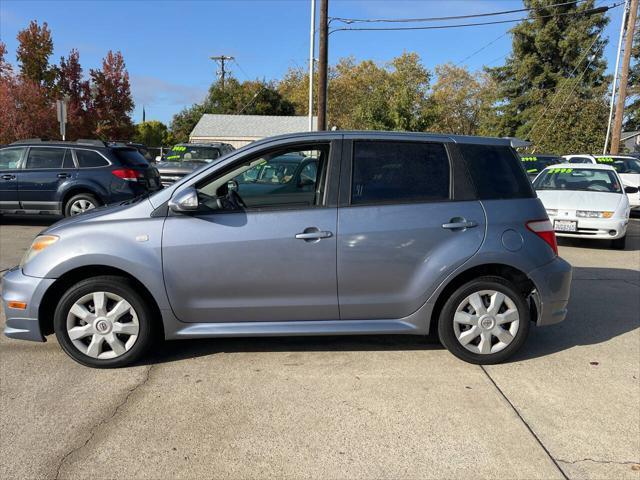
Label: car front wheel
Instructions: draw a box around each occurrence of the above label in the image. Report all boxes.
[54,276,153,368]
[438,276,530,365]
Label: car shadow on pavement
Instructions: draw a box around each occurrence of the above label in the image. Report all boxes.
[140,266,639,366]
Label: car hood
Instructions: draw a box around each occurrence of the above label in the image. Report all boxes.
[44,198,153,234]
[619,173,640,187]
[536,190,622,211]
[155,161,208,173]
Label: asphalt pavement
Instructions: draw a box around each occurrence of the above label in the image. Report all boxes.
[1,215,638,479]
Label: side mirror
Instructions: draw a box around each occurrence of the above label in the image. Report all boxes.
[624,186,639,194]
[168,187,199,212]
[155,155,162,162]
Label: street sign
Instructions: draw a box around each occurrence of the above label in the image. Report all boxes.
[56,98,68,140]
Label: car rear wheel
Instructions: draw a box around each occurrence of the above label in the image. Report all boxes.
[64,193,100,217]
[438,276,530,365]
[54,276,153,368]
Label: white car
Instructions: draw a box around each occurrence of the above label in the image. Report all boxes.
[561,154,640,210]
[533,164,637,249]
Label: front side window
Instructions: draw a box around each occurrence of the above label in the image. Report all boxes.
[351,141,450,205]
[0,148,25,169]
[76,149,109,168]
[534,168,622,193]
[25,148,68,169]
[196,144,329,211]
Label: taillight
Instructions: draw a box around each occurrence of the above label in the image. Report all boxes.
[526,219,558,255]
[112,168,143,181]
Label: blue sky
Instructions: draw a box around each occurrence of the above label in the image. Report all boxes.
[0,0,624,124]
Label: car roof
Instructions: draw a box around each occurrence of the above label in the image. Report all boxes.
[545,163,616,170]
[594,154,637,159]
[177,143,229,147]
[8,139,110,149]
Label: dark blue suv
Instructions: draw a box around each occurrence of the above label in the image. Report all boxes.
[0,139,161,217]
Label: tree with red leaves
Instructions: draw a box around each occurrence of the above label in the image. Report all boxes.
[16,20,56,90]
[56,49,95,139]
[90,51,135,140]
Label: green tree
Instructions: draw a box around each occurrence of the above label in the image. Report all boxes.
[488,0,610,152]
[90,50,135,140]
[169,103,205,143]
[134,120,171,146]
[624,26,639,132]
[16,20,56,89]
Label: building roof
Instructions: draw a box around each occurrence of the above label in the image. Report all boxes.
[190,114,317,138]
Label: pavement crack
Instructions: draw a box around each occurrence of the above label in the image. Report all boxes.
[480,366,569,480]
[556,458,640,466]
[52,364,154,480]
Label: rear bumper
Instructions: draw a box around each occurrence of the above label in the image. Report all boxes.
[1,267,54,342]
[528,256,573,326]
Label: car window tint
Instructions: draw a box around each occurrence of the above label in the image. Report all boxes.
[76,149,109,168]
[534,168,621,193]
[461,144,534,199]
[25,148,66,169]
[0,148,25,169]
[197,145,329,210]
[351,141,450,205]
[112,148,149,167]
[62,150,75,168]
[567,157,592,164]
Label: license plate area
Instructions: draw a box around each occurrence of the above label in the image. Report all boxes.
[554,220,577,232]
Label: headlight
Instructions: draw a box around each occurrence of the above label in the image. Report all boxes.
[546,209,558,216]
[20,235,58,267]
[576,210,614,218]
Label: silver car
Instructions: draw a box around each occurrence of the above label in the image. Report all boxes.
[2,131,572,368]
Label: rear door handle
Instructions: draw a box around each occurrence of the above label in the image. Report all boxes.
[442,219,478,230]
[57,173,70,178]
[295,229,333,241]
[1,174,16,180]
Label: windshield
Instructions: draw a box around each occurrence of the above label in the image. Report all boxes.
[521,155,560,175]
[596,156,640,174]
[165,145,221,163]
[533,167,622,193]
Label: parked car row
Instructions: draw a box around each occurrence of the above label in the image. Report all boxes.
[156,142,235,187]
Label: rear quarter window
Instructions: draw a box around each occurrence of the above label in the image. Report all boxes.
[112,148,149,167]
[75,149,109,168]
[461,144,534,199]
[351,141,450,205]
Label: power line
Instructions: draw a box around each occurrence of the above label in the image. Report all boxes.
[330,0,588,24]
[455,31,510,66]
[329,4,619,34]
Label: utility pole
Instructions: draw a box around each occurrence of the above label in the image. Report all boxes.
[210,55,235,91]
[604,0,629,154]
[610,0,638,154]
[308,0,316,131]
[317,0,328,131]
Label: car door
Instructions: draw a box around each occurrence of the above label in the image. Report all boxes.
[0,147,25,210]
[336,138,486,320]
[162,140,340,323]
[18,147,75,211]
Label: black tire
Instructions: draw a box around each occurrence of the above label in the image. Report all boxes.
[611,235,626,250]
[54,276,154,368]
[63,193,101,217]
[437,276,531,365]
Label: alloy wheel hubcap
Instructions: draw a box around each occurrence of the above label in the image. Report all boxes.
[453,290,520,355]
[70,199,95,215]
[66,291,139,359]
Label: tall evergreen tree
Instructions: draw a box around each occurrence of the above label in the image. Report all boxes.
[488,0,610,152]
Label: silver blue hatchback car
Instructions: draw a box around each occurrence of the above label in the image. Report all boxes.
[2,131,572,367]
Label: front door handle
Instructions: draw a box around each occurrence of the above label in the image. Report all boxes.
[442,218,478,230]
[295,228,333,241]
[1,174,16,180]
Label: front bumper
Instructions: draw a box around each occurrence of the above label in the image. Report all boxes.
[551,216,628,240]
[528,256,573,326]
[1,267,54,342]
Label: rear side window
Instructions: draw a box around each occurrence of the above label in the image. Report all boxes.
[0,148,25,169]
[461,144,534,199]
[112,148,149,167]
[76,149,109,168]
[25,148,68,169]
[351,141,450,205]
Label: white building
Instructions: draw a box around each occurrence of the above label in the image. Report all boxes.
[189,114,317,148]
